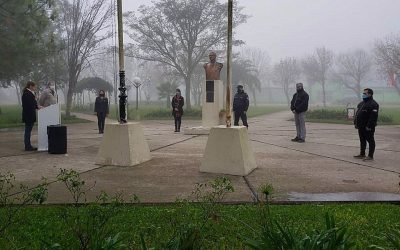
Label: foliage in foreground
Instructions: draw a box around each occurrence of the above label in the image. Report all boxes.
[1,170,400,249]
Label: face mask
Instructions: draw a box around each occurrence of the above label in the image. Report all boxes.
[362,93,368,100]
[297,87,303,92]
[100,93,105,97]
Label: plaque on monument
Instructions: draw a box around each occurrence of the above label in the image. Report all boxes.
[206,81,214,103]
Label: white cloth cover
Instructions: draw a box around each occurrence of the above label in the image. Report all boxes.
[38,104,61,151]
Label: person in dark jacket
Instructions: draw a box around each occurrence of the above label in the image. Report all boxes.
[171,88,184,132]
[94,90,109,134]
[233,85,249,128]
[353,88,379,161]
[22,81,42,151]
[290,83,309,143]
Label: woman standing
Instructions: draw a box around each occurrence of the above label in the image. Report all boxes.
[22,81,42,151]
[171,88,184,132]
[94,90,109,134]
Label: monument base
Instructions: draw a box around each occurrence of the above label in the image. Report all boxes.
[96,122,151,166]
[200,126,257,176]
[184,126,210,135]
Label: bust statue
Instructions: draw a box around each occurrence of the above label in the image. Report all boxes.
[203,52,223,81]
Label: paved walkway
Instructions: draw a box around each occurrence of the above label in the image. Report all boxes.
[1,111,399,203]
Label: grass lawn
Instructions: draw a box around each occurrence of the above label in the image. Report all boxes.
[306,106,400,125]
[0,203,399,249]
[0,105,90,129]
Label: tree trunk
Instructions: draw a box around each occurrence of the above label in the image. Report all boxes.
[252,88,257,106]
[65,77,76,117]
[184,77,191,109]
[322,80,326,107]
[284,87,290,107]
[167,95,171,108]
[14,81,21,105]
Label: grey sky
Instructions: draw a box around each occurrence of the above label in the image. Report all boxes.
[123,0,400,61]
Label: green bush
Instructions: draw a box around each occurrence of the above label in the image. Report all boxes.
[307,108,394,124]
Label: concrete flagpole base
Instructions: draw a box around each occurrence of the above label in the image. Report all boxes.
[96,122,151,166]
[200,126,257,176]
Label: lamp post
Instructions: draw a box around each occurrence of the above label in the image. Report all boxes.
[133,77,142,110]
[117,0,127,123]
[226,0,233,127]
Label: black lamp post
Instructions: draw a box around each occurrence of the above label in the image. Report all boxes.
[117,0,127,123]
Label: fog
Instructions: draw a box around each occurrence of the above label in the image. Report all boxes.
[124,0,400,61]
[1,0,400,106]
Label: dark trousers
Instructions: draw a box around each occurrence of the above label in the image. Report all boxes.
[234,111,248,127]
[174,115,182,131]
[97,112,106,133]
[358,128,376,157]
[24,122,34,149]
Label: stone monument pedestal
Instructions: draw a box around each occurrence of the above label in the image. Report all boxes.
[184,80,224,135]
[96,122,151,166]
[200,126,257,176]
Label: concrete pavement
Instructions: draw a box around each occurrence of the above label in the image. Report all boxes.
[1,111,399,203]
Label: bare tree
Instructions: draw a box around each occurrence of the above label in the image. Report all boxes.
[190,64,205,107]
[125,0,247,109]
[272,58,301,106]
[374,33,400,94]
[302,47,333,107]
[334,49,371,101]
[58,0,112,116]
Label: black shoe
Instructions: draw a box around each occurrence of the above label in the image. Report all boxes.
[363,156,374,161]
[291,137,300,142]
[25,146,37,151]
[297,139,305,143]
[353,154,366,159]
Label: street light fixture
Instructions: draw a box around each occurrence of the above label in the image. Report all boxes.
[133,77,142,110]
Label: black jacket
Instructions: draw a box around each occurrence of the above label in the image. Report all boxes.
[354,98,379,129]
[233,92,249,112]
[171,95,184,117]
[290,90,309,113]
[94,97,109,114]
[22,89,38,124]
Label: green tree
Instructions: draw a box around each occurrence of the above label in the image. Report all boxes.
[157,81,179,108]
[232,58,261,106]
[0,0,57,103]
[75,77,113,106]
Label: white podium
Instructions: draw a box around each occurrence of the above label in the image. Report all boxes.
[38,104,61,151]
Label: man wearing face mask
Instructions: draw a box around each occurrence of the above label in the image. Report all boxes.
[171,88,184,132]
[39,81,57,107]
[290,83,309,143]
[354,88,379,161]
[233,85,249,128]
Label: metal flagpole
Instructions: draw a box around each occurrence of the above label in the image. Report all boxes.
[117,0,127,123]
[226,0,233,127]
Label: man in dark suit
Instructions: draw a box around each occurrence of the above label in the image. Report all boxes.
[233,85,249,128]
[22,81,42,151]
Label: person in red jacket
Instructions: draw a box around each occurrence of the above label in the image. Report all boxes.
[171,88,184,132]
